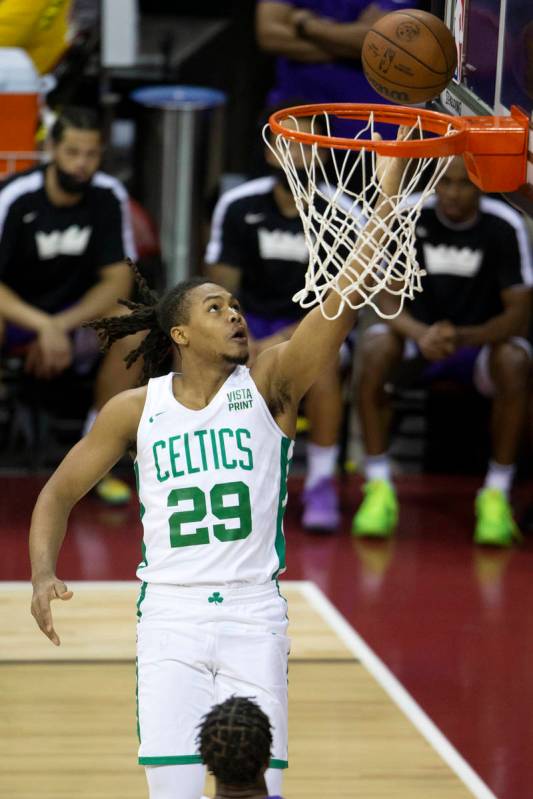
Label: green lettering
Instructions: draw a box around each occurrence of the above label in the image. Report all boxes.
[169,435,185,478]
[183,432,200,475]
[210,429,220,470]
[194,430,208,470]
[168,486,209,548]
[166,482,253,549]
[218,428,236,469]
[236,428,253,470]
[152,440,169,482]
[211,481,252,541]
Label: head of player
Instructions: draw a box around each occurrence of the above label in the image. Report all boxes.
[48,106,104,198]
[167,279,249,369]
[435,155,480,225]
[197,696,282,799]
[89,268,249,383]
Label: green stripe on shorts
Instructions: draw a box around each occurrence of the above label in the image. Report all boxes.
[138,755,288,768]
[139,755,203,765]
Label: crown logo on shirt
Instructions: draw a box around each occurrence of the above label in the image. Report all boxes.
[35,225,92,260]
[257,228,308,263]
[423,243,483,277]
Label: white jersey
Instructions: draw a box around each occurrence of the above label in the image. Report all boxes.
[134,367,293,586]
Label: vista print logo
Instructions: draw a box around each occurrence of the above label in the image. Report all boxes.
[227,388,253,411]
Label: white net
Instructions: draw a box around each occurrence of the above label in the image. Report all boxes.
[265,110,456,319]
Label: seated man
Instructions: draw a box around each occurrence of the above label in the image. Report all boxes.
[353,156,532,546]
[0,105,140,503]
[205,113,346,532]
[256,0,409,138]
[197,696,284,799]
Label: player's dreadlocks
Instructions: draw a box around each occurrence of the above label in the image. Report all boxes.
[85,260,211,384]
[197,696,272,786]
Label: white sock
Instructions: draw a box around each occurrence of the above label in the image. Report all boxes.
[82,407,97,438]
[305,442,339,490]
[483,461,515,496]
[265,766,284,796]
[365,453,392,483]
[145,764,206,799]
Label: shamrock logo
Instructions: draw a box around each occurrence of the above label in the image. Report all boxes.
[208,591,224,604]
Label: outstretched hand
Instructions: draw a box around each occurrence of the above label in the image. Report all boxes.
[31,577,74,646]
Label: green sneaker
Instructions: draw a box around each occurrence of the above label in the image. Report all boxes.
[474,488,522,547]
[352,480,398,538]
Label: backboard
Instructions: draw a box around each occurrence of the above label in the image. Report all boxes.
[437,0,532,213]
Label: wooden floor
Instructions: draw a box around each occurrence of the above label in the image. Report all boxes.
[0,582,472,798]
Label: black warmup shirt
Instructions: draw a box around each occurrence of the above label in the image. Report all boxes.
[206,179,532,323]
[406,194,532,325]
[0,165,136,313]
[205,176,312,319]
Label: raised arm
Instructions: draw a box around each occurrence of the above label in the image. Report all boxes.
[29,388,146,645]
[252,135,407,415]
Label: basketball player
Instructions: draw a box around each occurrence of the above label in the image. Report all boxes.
[198,696,284,799]
[206,112,346,531]
[29,134,405,798]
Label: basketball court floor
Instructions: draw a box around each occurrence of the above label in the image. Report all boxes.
[1,472,532,798]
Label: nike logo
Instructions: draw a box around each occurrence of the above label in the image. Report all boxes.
[148,411,167,423]
[244,212,265,224]
[23,212,37,223]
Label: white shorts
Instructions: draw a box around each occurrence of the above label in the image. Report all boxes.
[136,581,290,769]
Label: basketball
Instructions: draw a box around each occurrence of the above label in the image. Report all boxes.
[361,9,457,104]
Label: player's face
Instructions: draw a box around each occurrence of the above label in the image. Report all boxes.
[436,157,480,223]
[52,128,103,186]
[174,283,249,365]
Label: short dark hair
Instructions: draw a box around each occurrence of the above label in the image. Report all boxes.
[50,106,103,144]
[197,696,272,786]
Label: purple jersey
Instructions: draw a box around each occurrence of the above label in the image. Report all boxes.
[262,0,419,135]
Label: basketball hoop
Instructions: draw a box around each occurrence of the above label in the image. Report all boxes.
[265,103,529,319]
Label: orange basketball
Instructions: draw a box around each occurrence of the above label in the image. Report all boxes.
[361,9,457,105]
